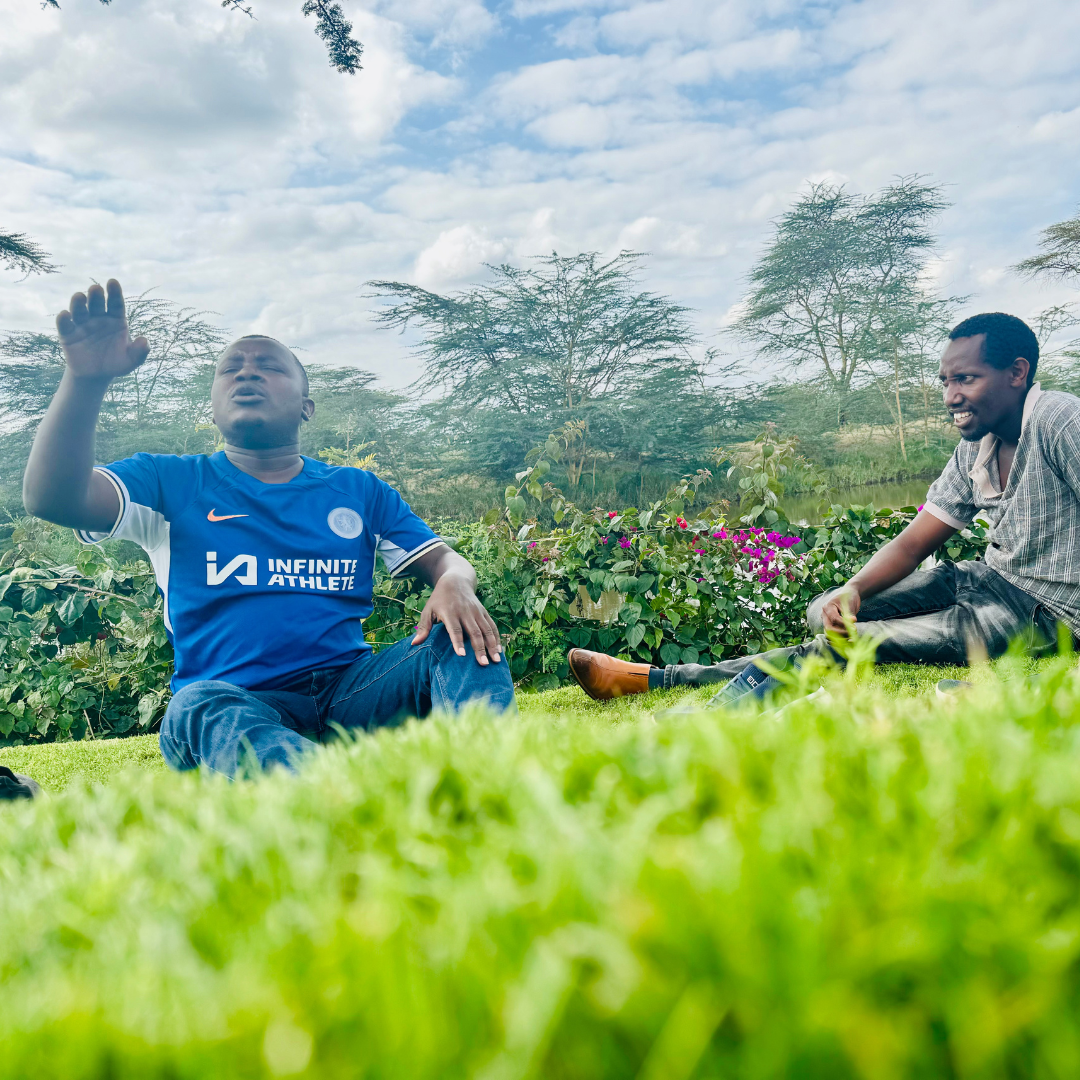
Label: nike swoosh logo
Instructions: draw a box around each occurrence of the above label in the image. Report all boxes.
[207,509,249,522]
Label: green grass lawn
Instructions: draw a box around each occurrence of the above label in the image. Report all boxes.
[1,655,1077,1079]
[0,657,1055,792]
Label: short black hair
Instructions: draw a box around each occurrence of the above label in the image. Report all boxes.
[948,313,1039,387]
[233,334,309,395]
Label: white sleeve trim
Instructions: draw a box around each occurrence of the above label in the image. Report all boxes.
[75,468,128,545]
[380,536,447,578]
[922,502,969,531]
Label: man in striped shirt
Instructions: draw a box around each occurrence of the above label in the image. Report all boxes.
[568,313,1080,706]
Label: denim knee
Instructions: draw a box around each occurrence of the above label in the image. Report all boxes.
[161,680,237,738]
[805,590,834,634]
[423,623,516,713]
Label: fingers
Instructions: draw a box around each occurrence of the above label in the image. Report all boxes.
[105,279,125,318]
[69,291,89,324]
[479,609,502,662]
[56,309,76,339]
[442,614,468,658]
[87,283,106,317]
[411,606,433,645]
[460,613,492,666]
[127,336,150,367]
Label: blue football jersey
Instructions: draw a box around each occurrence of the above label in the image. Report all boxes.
[77,453,444,691]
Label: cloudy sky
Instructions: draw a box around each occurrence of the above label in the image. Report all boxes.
[2,0,1078,386]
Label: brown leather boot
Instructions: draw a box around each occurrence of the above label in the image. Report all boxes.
[567,648,652,700]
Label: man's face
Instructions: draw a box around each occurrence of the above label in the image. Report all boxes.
[210,338,314,448]
[938,334,1029,442]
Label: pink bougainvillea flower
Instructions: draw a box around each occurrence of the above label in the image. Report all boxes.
[527,541,538,549]
[676,517,688,529]
[693,548,705,554]
[542,557,550,563]
[600,537,609,544]
[918,504,925,512]
[712,529,727,540]
[619,537,632,549]
[608,510,617,519]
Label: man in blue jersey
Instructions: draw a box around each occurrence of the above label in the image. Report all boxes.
[23,279,515,776]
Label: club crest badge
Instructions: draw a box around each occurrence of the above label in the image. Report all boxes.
[327,507,363,539]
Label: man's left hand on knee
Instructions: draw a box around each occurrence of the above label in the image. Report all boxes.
[408,550,502,666]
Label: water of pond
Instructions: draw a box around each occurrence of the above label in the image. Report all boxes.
[781,479,934,526]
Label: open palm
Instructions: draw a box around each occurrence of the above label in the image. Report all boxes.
[57,279,150,380]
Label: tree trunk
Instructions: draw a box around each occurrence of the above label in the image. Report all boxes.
[893,342,907,461]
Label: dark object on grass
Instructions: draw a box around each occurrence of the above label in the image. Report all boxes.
[0,765,41,800]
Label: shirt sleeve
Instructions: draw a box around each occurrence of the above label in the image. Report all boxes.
[923,446,977,530]
[371,478,445,577]
[75,453,170,551]
[1043,399,1080,503]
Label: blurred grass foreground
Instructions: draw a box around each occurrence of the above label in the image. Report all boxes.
[4,662,1080,1079]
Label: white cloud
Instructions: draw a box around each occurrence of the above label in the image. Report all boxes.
[414,224,508,287]
[0,0,1078,390]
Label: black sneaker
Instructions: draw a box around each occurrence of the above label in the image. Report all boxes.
[0,765,41,800]
[935,678,973,700]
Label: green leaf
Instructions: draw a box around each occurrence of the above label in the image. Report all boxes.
[680,647,699,665]
[618,603,641,625]
[659,642,682,666]
[21,586,46,614]
[137,694,159,727]
[0,712,13,737]
[56,591,90,626]
[625,623,646,649]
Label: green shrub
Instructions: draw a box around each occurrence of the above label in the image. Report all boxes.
[3,668,1080,1078]
[0,537,170,746]
[368,473,989,691]
[0,478,988,743]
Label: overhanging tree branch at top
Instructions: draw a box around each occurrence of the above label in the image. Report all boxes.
[0,230,58,277]
[38,0,363,75]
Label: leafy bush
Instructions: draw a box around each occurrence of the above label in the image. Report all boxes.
[0,474,988,743]
[369,470,989,690]
[3,667,1080,1078]
[0,534,170,746]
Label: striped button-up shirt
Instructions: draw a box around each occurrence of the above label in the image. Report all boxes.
[924,383,1080,633]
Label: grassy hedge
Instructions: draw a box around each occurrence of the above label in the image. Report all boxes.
[2,661,1080,1078]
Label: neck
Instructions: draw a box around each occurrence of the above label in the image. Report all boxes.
[991,389,1028,448]
[224,442,304,484]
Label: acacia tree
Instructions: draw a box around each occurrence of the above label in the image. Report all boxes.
[734,178,952,406]
[367,252,702,488]
[0,230,56,277]
[1016,211,1080,393]
[39,0,363,74]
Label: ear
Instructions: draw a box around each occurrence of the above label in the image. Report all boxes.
[301,397,315,422]
[1010,357,1031,388]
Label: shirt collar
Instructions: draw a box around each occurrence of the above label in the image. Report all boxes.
[968,382,1041,500]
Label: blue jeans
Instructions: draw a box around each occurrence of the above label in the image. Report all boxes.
[159,624,516,777]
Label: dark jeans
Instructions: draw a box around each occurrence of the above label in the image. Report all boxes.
[159,624,516,777]
[664,561,1061,689]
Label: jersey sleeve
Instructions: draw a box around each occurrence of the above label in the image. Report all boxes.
[370,478,445,577]
[923,446,977,530]
[75,453,170,551]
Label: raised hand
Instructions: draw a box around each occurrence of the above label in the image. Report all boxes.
[56,279,150,382]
